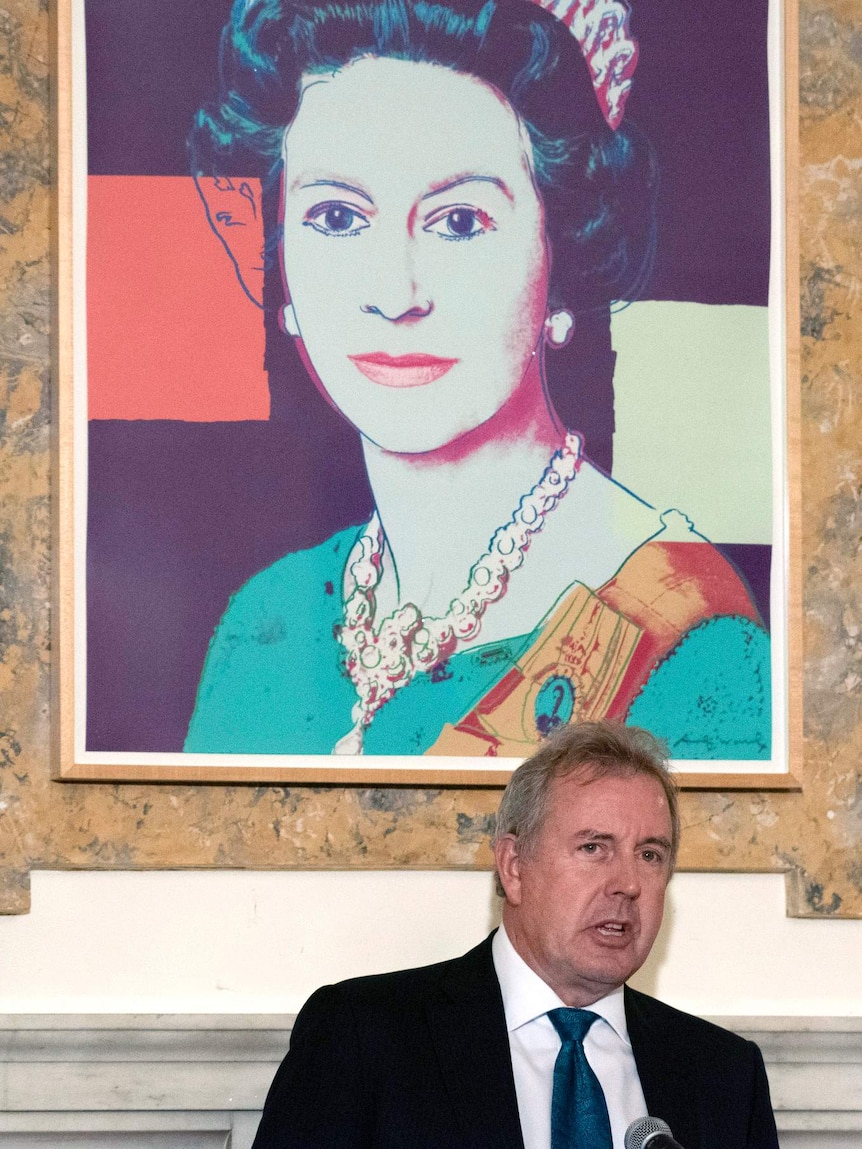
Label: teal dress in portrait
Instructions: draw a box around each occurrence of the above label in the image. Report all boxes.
[185,521,770,759]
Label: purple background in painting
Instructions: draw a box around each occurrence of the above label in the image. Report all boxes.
[84,0,774,752]
[87,421,373,752]
[85,0,772,305]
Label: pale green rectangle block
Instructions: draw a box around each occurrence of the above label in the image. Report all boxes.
[611,301,773,545]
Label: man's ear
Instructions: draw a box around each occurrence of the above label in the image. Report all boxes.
[194,175,265,307]
[493,834,524,906]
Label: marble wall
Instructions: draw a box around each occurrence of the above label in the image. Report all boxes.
[0,0,861,917]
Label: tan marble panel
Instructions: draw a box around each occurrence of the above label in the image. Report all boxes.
[0,0,860,916]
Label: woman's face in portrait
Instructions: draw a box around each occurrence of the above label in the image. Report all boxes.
[281,56,550,455]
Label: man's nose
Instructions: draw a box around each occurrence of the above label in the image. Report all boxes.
[606,855,641,899]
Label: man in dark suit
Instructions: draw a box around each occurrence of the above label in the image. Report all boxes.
[252,722,779,1149]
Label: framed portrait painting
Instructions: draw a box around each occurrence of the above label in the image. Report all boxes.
[55,0,800,785]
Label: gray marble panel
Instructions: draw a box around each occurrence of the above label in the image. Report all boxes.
[0,1136,228,1149]
[779,1139,860,1149]
[0,1015,860,1149]
[2,1061,272,1111]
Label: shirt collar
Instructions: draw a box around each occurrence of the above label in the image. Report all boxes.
[492,923,632,1046]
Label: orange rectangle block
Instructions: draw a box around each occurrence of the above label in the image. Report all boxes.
[87,175,269,421]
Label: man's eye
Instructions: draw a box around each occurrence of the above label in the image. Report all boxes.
[304,202,370,237]
[642,850,663,864]
[423,206,495,241]
[580,842,599,854]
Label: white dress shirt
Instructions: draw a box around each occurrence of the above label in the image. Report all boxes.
[492,924,648,1149]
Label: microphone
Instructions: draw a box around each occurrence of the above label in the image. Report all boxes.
[624,1116,687,1149]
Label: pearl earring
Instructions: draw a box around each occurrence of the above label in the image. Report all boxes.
[544,309,575,349]
[281,303,300,337]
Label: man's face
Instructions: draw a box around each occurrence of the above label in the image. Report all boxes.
[495,770,673,1007]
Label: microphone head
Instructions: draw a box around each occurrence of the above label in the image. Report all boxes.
[624,1116,674,1149]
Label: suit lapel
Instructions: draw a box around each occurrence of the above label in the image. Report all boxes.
[426,935,525,1149]
[625,986,701,1149]
[427,942,707,1149]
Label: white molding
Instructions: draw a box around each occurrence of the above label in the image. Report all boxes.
[1,1016,861,1147]
[717,1019,862,1143]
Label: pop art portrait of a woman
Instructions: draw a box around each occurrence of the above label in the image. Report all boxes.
[70,0,786,780]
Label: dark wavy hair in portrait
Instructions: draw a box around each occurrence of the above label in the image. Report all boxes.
[189,0,658,470]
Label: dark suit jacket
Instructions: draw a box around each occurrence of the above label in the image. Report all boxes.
[252,934,779,1149]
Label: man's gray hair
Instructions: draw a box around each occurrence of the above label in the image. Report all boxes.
[493,720,680,894]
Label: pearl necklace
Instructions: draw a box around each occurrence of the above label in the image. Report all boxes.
[332,433,584,754]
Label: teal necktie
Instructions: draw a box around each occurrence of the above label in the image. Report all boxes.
[548,1007,613,1149]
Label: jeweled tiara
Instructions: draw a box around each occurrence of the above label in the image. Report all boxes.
[533,0,639,129]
